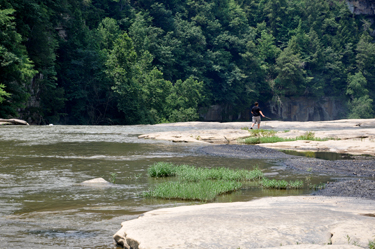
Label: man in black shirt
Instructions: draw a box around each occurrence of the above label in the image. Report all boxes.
[250,102,265,129]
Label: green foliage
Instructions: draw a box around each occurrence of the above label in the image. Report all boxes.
[148,162,176,177]
[347,72,374,119]
[109,172,117,184]
[241,130,328,144]
[261,178,304,189]
[1,0,374,123]
[143,180,242,201]
[0,84,10,103]
[0,7,37,118]
[369,237,375,249]
[147,162,264,181]
[145,162,263,201]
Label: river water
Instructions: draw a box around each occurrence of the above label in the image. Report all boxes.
[0,125,330,248]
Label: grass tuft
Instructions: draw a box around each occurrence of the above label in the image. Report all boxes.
[261,178,304,189]
[143,180,242,201]
[240,130,329,144]
[145,162,264,201]
[147,162,176,177]
[145,162,305,201]
[148,163,264,182]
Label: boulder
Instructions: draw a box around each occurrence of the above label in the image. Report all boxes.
[80,178,112,187]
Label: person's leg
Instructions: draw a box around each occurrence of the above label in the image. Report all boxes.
[257,117,261,129]
[251,117,255,129]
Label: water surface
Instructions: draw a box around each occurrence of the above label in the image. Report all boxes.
[0,125,332,248]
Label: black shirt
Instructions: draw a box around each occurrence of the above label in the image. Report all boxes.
[251,106,261,116]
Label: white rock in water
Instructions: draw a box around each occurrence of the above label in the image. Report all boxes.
[49,124,53,126]
[80,177,111,186]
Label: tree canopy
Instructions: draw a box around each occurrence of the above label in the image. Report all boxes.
[0,0,374,124]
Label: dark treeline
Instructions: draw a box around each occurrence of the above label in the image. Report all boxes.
[0,0,374,124]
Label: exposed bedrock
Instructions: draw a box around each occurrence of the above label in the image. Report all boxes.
[347,0,375,15]
[267,96,346,121]
[113,196,375,249]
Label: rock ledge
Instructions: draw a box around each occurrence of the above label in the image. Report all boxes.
[113,196,375,249]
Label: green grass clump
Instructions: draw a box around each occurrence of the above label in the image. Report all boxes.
[147,162,176,177]
[175,165,264,182]
[148,162,264,182]
[261,178,304,189]
[241,130,329,144]
[145,162,264,201]
[143,180,242,201]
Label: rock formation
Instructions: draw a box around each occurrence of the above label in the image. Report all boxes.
[347,0,375,15]
[267,96,346,121]
[113,196,375,249]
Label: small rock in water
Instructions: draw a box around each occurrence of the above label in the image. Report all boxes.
[49,124,53,126]
[80,178,112,187]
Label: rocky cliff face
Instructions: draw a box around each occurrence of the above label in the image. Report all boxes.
[267,96,347,121]
[199,97,346,122]
[346,0,375,15]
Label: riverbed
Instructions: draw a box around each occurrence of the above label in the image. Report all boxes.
[0,125,365,248]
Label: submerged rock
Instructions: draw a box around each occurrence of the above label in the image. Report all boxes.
[113,196,375,249]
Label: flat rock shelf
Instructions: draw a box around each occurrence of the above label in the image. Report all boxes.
[113,196,375,249]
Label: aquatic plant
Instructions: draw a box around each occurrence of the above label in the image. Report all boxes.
[110,172,117,184]
[145,162,264,201]
[143,180,242,202]
[148,163,264,182]
[261,178,304,189]
[147,162,176,177]
[309,182,326,190]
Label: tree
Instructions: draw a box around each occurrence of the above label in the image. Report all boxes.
[274,44,306,96]
[346,71,374,119]
[0,7,36,118]
[167,77,204,122]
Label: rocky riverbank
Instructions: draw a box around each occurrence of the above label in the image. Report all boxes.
[138,119,375,156]
[114,120,375,249]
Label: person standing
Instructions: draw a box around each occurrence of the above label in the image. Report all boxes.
[250,102,265,129]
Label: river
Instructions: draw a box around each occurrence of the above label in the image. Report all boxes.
[0,125,330,248]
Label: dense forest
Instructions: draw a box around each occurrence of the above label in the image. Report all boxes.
[0,0,374,124]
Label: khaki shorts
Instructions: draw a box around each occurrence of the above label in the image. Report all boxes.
[252,116,261,124]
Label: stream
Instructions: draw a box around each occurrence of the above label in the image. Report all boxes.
[0,125,333,248]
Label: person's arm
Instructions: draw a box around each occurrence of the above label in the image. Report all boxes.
[260,111,265,117]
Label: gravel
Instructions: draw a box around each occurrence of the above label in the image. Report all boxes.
[284,157,375,178]
[314,180,375,200]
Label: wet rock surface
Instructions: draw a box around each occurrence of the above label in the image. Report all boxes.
[198,144,295,159]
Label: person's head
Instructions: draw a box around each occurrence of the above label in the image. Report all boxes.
[254,102,259,106]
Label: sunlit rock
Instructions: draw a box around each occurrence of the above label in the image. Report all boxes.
[80,178,112,186]
[0,118,29,125]
[114,196,375,249]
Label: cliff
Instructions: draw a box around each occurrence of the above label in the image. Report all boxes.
[346,0,375,15]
